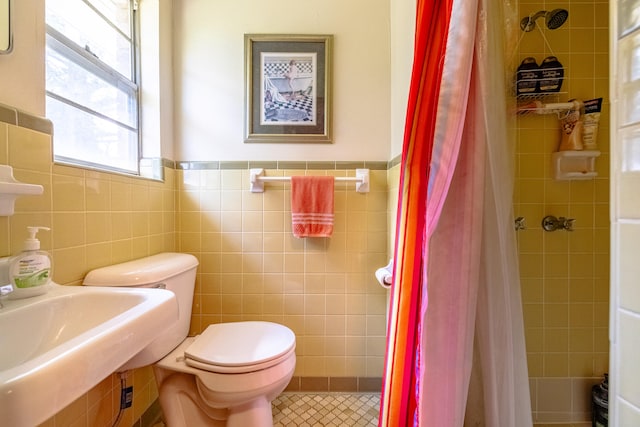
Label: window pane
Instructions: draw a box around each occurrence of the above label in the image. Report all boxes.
[621,126,640,172]
[619,33,640,126]
[620,0,640,37]
[47,96,139,173]
[46,39,137,128]
[87,0,132,38]
[46,0,132,79]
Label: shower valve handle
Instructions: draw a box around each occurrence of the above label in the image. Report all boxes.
[562,217,575,231]
[542,215,575,232]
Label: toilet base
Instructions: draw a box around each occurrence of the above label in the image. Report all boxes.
[158,373,227,427]
[153,337,296,427]
[227,396,273,427]
[156,372,278,427]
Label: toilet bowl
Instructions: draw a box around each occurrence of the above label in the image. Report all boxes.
[83,253,296,427]
[155,322,296,427]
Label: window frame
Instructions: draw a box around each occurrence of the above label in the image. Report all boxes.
[45,0,142,176]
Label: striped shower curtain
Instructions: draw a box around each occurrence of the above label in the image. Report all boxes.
[379,0,532,425]
[378,0,455,424]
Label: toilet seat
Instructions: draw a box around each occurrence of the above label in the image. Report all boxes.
[185,347,296,374]
[184,321,296,374]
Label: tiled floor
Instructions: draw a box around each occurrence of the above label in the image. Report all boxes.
[272,393,380,427]
[533,424,591,427]
[533,423,591,427]
[151,393,380,427]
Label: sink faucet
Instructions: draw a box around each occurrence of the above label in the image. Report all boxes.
[0,256,13,308]
[0,284,13,308]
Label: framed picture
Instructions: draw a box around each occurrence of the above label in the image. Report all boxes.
[244,34,333,143]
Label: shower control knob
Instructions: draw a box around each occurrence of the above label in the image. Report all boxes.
[542,215,559,231]
[561,217,575,231]
[541,215,575,232]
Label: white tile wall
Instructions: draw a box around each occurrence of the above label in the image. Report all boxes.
[618,311,640,404]
[619,398,640,425]
[611,0,640,422]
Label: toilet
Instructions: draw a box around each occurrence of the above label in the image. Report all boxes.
[83,253,296,427]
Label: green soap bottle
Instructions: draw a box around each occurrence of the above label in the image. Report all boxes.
[8,226,53,299]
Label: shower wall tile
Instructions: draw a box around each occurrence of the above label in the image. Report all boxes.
[516,0,609,422]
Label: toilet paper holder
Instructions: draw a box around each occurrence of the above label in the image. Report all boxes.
[375,259,393,289]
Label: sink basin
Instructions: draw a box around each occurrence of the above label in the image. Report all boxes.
[0,282,178,427]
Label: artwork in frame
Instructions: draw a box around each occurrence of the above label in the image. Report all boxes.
[244,34,333,143]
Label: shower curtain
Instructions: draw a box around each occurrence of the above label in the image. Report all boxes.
[379,0,532,425]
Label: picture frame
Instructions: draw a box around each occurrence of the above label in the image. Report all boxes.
[244,34,333,143]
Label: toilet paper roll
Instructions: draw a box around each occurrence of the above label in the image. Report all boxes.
[374,259,393,289]
[375,268,392,289]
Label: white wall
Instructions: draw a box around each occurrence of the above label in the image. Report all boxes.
[0,0,44,115]
[139,0,175,160]
[172,0,391,161]
[0,1,403,162]
[389,0,415,159]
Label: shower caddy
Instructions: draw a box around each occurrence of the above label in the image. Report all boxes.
[513,8,600,180]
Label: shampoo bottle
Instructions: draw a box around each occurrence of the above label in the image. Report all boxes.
[8,226,53,299]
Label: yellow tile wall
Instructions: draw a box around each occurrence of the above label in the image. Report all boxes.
[179,167,390,378]
[515,0,609,422]
[2,117,391,424]
[0,121,177,427]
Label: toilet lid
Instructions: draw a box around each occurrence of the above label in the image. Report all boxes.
[184,321,296,373]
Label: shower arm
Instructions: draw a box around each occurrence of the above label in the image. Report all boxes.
[520,11,547,32]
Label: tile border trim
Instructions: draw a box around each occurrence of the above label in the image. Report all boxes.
[176,160,390,171]
[285,376,382,393]
[0,103,53,135]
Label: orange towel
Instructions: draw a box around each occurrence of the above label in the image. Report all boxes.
[290,176,334,238]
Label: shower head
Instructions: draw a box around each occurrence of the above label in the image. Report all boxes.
[546,9,569,29]
[520,9,569,32]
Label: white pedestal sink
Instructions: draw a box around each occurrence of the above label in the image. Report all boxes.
[0,282,178,426]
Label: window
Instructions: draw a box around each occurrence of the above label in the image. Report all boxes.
[45,0,140,174]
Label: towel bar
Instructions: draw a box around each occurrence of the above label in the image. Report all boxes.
[249,168,370,193]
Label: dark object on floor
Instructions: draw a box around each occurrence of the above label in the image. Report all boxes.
[592,374,608,427]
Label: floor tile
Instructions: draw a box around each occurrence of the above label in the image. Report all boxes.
[272,393,380,426]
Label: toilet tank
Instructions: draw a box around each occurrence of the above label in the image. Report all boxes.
[83,253,199,371]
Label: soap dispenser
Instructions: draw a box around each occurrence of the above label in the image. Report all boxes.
[8,226,53,299]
